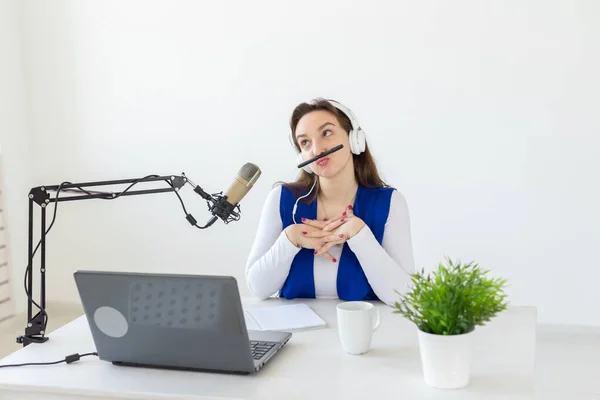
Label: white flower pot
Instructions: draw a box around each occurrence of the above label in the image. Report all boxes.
[417,329,473,389]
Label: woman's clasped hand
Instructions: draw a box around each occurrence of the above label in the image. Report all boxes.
[284,205,366,262]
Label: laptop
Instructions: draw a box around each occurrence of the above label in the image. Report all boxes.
[73,270,292,374]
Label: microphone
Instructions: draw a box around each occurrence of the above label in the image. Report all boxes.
[205,163,262,226]
[297,144,344,169]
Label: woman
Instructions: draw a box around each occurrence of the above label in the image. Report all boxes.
[245,98,414,306]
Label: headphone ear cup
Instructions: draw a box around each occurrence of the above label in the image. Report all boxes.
[354,128,366,154]
[348,129,358,155]
[349,128,366,155]
[325,99,366,155]
[348,128,366,155]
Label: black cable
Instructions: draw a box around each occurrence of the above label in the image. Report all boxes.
[25,176,160,335]
[110,175,161,199]
[23,174,214,342]
[53,175,214,229]
[167,179,213,229]
[24,177,155,337]
[61,187,112,196]
[47,175,213,230]
[23,181,67,341]
[0,352,98,368]
[24,180,103,340]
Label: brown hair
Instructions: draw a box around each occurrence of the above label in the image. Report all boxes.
[280,98,388,203]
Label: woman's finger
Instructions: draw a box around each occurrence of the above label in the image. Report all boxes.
[323,217,348,232]
[322,207,354,231]
[345,205,355,217]
[318,251,337,263]
[322,215,343,227]
[300,218,327,229]
[311,243,337,262]
[301,230,330,239]
[321,233,346,242]
[302,213,343,227]
[315,240,345,257]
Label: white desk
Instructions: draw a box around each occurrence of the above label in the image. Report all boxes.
[0,298,536,399]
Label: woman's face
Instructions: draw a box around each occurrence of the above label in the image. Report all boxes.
[294,110,353,178]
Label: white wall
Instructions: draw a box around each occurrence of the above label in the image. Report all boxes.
[0,0,33,320]
[15,0,600,325]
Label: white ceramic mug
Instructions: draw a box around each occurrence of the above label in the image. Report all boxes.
[336,301,381,354]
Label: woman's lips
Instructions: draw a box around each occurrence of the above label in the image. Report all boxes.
[317,157,330,166]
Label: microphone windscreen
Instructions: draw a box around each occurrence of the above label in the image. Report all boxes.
[238,163,261,187]
[224,163,261,206]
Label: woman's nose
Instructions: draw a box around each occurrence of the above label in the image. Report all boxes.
[313,142,328,156]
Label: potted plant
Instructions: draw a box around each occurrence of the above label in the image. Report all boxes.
[393,257,508,389]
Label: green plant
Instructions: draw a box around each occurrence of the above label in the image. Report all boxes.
[393,257,508,335]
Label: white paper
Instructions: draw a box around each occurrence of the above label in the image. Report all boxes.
[244,303,326,331]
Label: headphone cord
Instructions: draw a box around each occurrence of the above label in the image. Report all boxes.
[292,178,317,224]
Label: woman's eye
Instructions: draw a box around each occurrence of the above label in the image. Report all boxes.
[323,130,333,137]
[300,140,309,147]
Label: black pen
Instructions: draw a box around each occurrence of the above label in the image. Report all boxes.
[297,144,344,168]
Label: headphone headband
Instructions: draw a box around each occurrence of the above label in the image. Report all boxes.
[312,98,360,133]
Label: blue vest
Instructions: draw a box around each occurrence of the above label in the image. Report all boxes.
[278,184,395,301]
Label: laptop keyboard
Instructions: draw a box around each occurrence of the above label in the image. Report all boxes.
[250,341,276,360]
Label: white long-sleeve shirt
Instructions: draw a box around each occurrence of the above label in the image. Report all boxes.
[244,185,415,306]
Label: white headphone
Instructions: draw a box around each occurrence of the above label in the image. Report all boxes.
[291,99,367,173]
